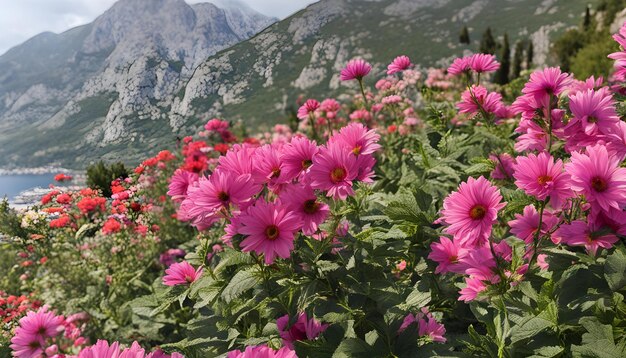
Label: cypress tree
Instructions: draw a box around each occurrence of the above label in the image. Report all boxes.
[526,41,534,69]
[459,25,470,44]
[479,27,497,54]
[495,33,511,84]
[512,41,524,79]
[583,5,591,30]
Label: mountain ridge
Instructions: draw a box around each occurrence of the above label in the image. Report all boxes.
[0,0,596,168]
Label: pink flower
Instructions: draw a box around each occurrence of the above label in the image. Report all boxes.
[555,220,619,256]
[565,145,626,212]
[238,200,302,264]
[297,99,320,120]
[440,176,506,247]
[567,88,620,136]
[417,308,447,343]
[279,184,330,235]
[508,205,559,244]
[185,169,259,223]
[76,340,121,358]
[513,152,572,209]
[428,237,468,274]
[340,59,371,81]
[218,144,256,176]
[329,122,381,156]
[447,56,472,76]
[10,307,65,358]
[281,136,319,181]
[167,169,199,202]
[163,261,202,286]
[309,142,359,200]
[489,153,515,180]
[457,85,503,116]
[469,53,500,73]
[387,55,412,75]
[522,67,573,106]
[458,277,488,302]
[276,313,328,349]
[382,95,403,104]
[252,145,290,191]
[227,345,297,358]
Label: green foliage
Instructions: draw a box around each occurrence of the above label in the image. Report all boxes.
[86,160,129,197]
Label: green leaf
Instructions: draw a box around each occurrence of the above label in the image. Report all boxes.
[605,246,626,291]
[332,338,373,358]
[221,267,260,303]
[510,315,554,344]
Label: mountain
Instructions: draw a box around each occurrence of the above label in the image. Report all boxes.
[0,0,595,168]
[0,0,275,168]
[175,0,595,129]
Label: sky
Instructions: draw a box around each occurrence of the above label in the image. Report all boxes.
[0,0,317,55]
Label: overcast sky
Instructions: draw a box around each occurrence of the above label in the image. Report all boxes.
[0,0,316,55]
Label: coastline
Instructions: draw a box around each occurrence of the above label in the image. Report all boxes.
[0,166,78,175]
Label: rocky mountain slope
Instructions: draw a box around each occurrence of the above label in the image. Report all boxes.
[0,0,274,168]
[0,0,594,168]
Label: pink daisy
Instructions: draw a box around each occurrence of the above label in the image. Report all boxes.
[508,205,559,244]
[297,99,320,120]
[522,67,573,106]
[458,277,488,302]
[218,144,256,176]
[567,88,620,136]
[279,184,330,235]
[340,59,372,81]
[457,85,503,116]
[387,55,412,75]
[417,308,447,343]
[227,345,297,358]
[276,313,328,349]
[10,307,64,358]
[186,170,259,221]
[565,144,626,212]
[281,136,319,181]
[489,153,515,180]
[554,220,619,256]
[329,122,381,156]
[469,53,500,73]
[428,236,468,274]
[238,200,302,264]
[512,152,572,209]
[309,142,359,200]
[252,145,290,190]
[440,176,506,247]
[447,56,472,76]
[163,261,203,286]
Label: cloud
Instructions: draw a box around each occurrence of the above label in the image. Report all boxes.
[0,0,317,55]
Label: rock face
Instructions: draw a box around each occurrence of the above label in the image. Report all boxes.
[0,0,589,168]
[0,0,274,167]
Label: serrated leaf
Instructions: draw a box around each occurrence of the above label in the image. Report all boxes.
[605,246,626,291]
[221,268,260,303]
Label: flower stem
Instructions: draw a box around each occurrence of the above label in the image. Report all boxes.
[358,78,369,109]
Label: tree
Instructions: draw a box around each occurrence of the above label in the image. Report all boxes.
[512,41,524,79]
[479,27,497,54]
[583,5,591,30]
[459,25,470,44]
[86,161,129,197]
[526,41,534,70]
[494,33,511,84]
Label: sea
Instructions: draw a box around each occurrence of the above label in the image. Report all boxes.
[0,174,60,202]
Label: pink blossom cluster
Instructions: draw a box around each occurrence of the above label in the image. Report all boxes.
[10,307,88,357]
[398,307,447,343]
[168,122,380,265]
